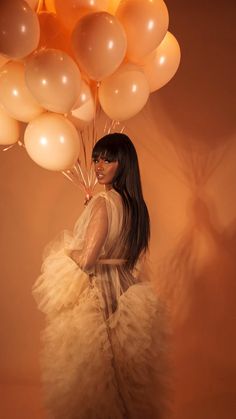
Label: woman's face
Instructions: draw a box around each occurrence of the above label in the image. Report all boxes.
[93,157,118,189]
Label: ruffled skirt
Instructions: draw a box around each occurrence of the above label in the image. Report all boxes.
[33,254,170,419]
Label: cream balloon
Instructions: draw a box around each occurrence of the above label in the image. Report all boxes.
[98,64,149,121]
[116,0,169,62]
[68,81,95,129]
[24,113,80,171]
[54,0,109,31]
[0,105,20,145]
[0,0,40,59]
[0,62,44,122]
[72,12,127,81]
[25,49,81,114]
[141,31,181,92]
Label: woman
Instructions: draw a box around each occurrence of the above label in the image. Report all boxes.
[33,133,169,419]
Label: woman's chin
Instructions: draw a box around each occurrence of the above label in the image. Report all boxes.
[97,178,105,185]
[97,179,112,190]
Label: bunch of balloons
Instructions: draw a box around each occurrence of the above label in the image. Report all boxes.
[0,0,181,173]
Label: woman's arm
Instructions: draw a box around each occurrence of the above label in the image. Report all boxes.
[68,196,108,274]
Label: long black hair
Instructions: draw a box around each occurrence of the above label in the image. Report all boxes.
[92,133,150,270]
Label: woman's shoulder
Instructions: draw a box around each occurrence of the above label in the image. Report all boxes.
[90,188,121,203]
[84,191,109,213]
[86,189,122,215]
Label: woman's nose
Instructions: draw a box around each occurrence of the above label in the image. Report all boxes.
[97,162,104,171]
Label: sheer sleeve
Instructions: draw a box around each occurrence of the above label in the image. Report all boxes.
[72,196,109,273]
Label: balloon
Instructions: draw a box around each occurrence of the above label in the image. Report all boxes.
[116,0,169,62]
[68,80,95,129]
[0,62,44,122]
[0,0,40,59]
[0,105,20,145]
[38,12,72,54]
[54,0,109,31]
[141,31,181,92]
[98,63,149,121]
[108,0,121,14]
[72,12,127,81]
[24,113,80,171]
[25,49,81,114]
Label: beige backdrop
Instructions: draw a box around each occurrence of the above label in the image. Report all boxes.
[0,0,236,418]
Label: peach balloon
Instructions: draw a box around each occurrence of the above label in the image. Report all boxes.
[0,0,40,59]
[54,0,109,31]
[24,113,80,171]
[45,0,56,13]
[72,12,127,81]
[116,0,169,62]
[68,81,95,129]
[0,105,20,145]
[38,12,72,54]
[25,49,81,114]
[141,31,181,92]
[0,62,43,122]
[98,63,149,121]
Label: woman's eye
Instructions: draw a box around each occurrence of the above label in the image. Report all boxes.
[93,158,111,164]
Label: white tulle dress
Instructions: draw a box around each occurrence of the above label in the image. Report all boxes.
[33,188,169,419]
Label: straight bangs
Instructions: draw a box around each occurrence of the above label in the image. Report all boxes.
[92,138,119,162]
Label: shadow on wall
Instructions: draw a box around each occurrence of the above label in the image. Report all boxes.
[148,142,236,418]
[154,156,236,318]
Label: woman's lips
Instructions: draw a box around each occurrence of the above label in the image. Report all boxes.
[96,173,104,179]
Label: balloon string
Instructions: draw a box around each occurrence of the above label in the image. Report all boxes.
[92,82,100,148]
[62,169,87,193]
[2,144,15,152]
[2,139,26,152]
[107,120,114,134]
[103,119,108,134]
[18,140,25,147]
[62,168,95,208]
[88,165,94,188]
[73,160,88,188]
[62,170,79,187]
[107,119,125,134]
[79,130,87,170]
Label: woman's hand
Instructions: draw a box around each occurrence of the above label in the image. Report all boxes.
[84,194,93,206]
[65,248,95,276]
